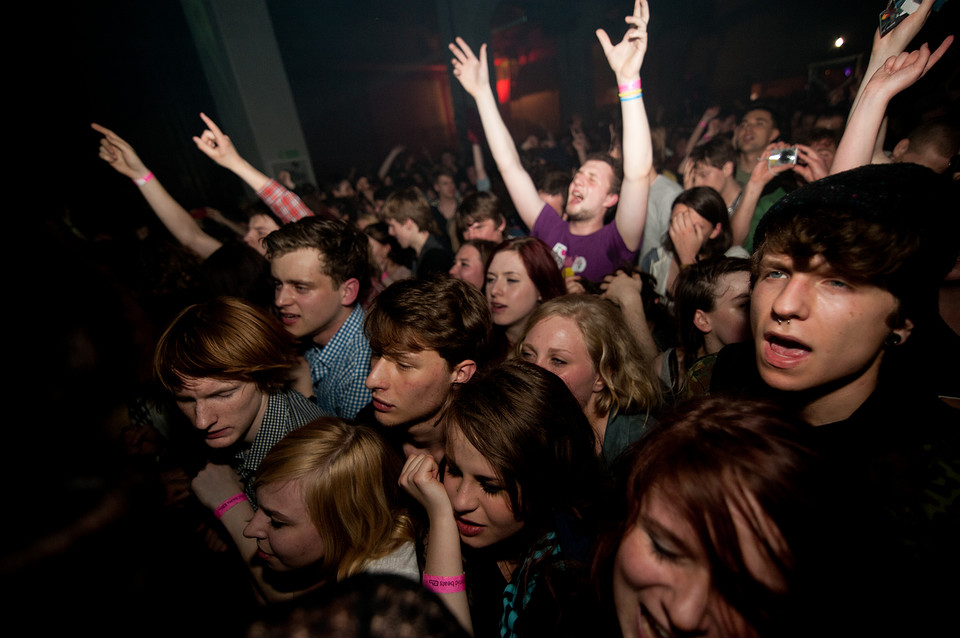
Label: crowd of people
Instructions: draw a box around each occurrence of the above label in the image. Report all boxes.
[18,1,959,636]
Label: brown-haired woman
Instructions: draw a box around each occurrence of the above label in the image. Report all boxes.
[596,396,859,638]
[400,361,604,637]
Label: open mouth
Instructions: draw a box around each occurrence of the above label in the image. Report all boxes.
[637,604,672,638]
[762,333,811,368]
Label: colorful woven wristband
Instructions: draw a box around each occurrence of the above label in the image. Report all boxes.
[422,573,466,593]
[618,79,641,93]
[214,493,248,520]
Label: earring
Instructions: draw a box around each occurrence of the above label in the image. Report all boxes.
[885,333,902,347]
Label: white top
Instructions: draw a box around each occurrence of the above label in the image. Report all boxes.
[640,174,684,261]
[362,541,420,581]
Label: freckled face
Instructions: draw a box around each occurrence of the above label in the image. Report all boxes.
[173,377,267,449]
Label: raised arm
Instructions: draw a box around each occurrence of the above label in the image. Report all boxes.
[192,113,311,224]
[682,106,720,159]
[730,142,794,247]
[832,38,952,174]
[468,131,491,192]
[204,207,248,237]
[91,123,222,259]
[597,0,653,252]
[449,38,544,227]
[378,144,406,181]
[849,1,941,115]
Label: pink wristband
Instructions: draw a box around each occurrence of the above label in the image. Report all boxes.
[422,573,466,593]
[618,79,641,93]
[214,493,248,519]
[133,171,154,186]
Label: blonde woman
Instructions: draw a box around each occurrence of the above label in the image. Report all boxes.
[242,418,419,602]
[518,295,660,463]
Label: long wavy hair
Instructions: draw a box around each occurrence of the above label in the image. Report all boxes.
[518,295,660,419]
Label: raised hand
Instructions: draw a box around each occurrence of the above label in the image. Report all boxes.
[701,105,721,123]
[571,124,589,154]
[595,0,650,82]
[399,453,453,520]
[869,37,954,100]
[705,117,722,138]
[192,112,243,170]
[91,123,150,180]
[873,0,938,61]
[277,170,296,190]
[449,37,490,99]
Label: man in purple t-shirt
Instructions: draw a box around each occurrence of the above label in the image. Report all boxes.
[447,4,653,283]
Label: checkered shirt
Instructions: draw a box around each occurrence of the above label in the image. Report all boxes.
[304,304,372,419]
[233,388,324,503]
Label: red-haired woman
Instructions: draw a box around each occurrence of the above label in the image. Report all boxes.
[484,237,565,354]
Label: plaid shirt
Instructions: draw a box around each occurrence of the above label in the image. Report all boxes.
[304,304,372,419]
[257,179,313,225]
[233,388,324,503]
